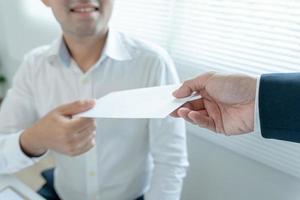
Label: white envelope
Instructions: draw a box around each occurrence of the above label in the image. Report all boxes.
[76,84,200,119]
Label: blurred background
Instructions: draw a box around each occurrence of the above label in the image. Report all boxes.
[1,0,300,199]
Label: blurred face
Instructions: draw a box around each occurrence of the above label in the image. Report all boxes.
[42,0,114,38]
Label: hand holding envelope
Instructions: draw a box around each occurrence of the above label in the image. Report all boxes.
[76,85,200,119]
[172,72,257,134]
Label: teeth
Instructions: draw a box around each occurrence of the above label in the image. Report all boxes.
[73,8,96,13]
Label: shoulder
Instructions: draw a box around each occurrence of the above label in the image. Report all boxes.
[19,40,57,74]
[23,44,53,65]
[117,31,173,63]
[116,31,180,84]
[15,40,57,81]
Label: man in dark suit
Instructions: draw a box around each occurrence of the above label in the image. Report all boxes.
[171,72,300,143]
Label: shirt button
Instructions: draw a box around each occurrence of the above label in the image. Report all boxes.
[89,171,96,177]
[80,76,90,84]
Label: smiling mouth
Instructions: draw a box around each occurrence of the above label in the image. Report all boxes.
[70,7,99,13]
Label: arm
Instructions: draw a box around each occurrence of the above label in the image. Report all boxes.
[0,56,96,174]
[172,71,300,143]
[259,73,300,142]
[145,53,188,200]
[0,57,40,173]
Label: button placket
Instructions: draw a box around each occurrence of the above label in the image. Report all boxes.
[78,74,99,200]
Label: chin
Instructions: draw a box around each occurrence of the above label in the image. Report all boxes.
[75,24,107,36]
[77,30,98,37]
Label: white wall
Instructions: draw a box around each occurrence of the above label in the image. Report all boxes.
[0,0,59,85]
[1,1,300,200]
[182,132,300,200]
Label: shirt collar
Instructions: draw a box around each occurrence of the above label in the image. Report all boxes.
[46,37,71,67]
[46,29,132,67]
[103,29,132,61]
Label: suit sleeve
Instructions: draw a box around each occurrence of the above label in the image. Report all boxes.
[259,73,300,143]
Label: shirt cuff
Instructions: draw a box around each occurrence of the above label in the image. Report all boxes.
[254,76,262,134]
[2,131,46,173]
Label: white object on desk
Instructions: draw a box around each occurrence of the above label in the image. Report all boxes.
[0,175,45,200]
[0,187,25,200]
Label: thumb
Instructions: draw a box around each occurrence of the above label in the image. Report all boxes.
[173,72,215,98]
[173,82,195,98]
[57,100,96,116]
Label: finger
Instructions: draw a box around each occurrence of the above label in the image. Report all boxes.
[170,109,180,118]
[77,120,96,134]
[173,72,216,98]
[188,111,217,132]
[170,99,205,118]
[73,124,96,141]
[170,104,193,118]
[77,130,96,147]
[58,100,96,116]
[71,137,95,156]
[192,110,209,116]
[202,99,225,133]
[177,108,197,124]
[70,130,96,155]
[184,99,205,111]
[68,118,95,132]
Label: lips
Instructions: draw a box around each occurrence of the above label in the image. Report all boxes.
[70,3,99,13]
[71,7,98,12]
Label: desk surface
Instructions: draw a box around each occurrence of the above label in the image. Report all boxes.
[0,175,45,200]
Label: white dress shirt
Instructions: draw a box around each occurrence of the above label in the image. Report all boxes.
[0,30,188,200]
[255,76,261,134]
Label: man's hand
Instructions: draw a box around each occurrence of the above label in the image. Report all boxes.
[171,72,257,135]
[20,100,96,157]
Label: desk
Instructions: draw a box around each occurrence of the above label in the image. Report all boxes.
[0,175,45,200]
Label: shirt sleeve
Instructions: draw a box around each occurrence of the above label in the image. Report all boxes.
[0,56,41,174]
[254,76,262,135]
[145,52,189,200]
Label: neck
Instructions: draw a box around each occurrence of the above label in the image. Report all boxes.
[64,29,108,73]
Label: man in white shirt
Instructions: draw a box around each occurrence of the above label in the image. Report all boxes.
[0,0,188,200]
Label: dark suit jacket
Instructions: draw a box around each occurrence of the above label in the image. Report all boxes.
[259,73,300,143]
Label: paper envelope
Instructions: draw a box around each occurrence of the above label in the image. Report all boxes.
[76,84,200,119]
